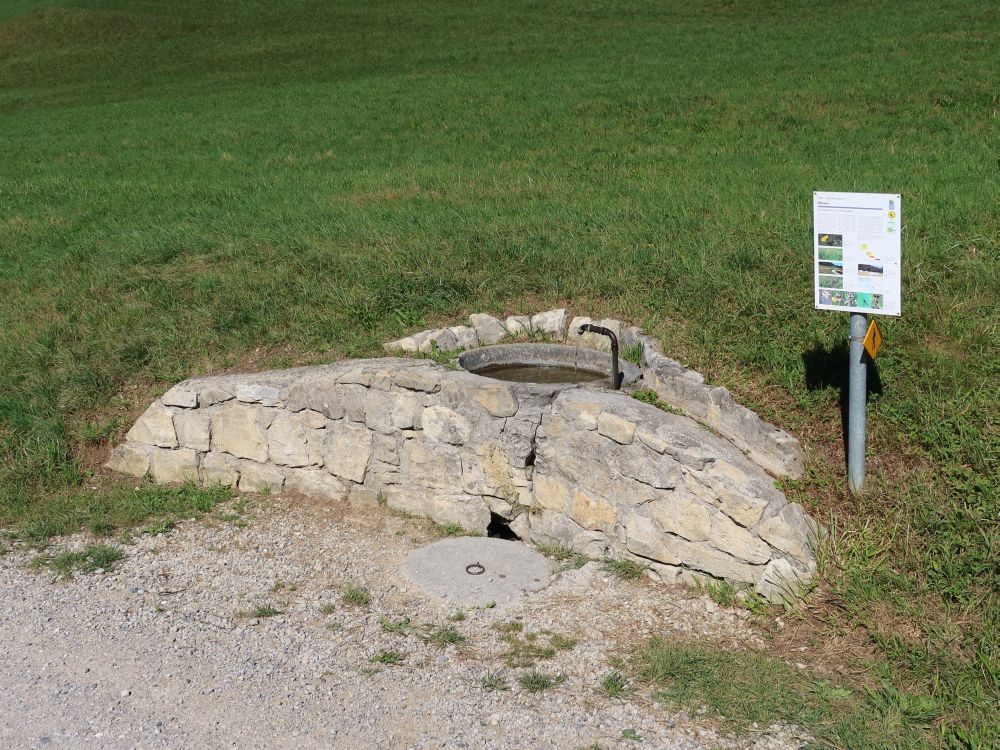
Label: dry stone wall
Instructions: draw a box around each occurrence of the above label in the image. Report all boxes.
[387,309,803,479]
[110,350,817,603]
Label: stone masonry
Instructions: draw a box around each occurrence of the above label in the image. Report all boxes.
[110,329,817,603]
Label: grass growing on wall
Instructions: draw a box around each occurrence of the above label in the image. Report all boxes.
[0,1,996,746]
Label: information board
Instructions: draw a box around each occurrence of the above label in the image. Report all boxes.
[813,191,901,316]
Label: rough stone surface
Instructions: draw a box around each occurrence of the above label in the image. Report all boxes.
[504,315,532,335]
[758,504,818,564]
[211,403,271,463]
[106,443,150,478]
[235,384,281,407]
[126,403,177,449]
[418,328,459,354]
[448,325,479,350]
[530,308,568,338]
[112,354,817,596]
[162,386,198,409]
[757,557,813,604]
[149,447,199,484]
[174,410,211,453]
[469,313,508,345]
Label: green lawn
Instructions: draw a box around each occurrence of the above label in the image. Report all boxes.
[0,1,996,746]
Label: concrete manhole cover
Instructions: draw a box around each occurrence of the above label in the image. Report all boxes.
[401,537,552,606]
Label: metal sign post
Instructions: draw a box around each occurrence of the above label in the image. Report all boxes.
[813,191,901,495]
[847,313,868,493]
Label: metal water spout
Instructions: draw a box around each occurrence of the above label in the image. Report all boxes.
[577,324,623,390]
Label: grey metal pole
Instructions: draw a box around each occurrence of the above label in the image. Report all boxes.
[847,312,868,494]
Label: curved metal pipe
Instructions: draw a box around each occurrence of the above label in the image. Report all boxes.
[577,324,623,389]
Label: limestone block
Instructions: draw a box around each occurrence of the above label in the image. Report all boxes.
[473,384,518,418]
[532,473,570,513]
[200,453,240,488]
[149,448,199,484]
[570,487,618,531]
[649,495,712,542]
[530,308,567,339]
[525,509,605,554]
[198,386,234,407]
[401,440,462,491]
[293,409,327,430]
[372,433,400,466]
[636,429,669,454]
[174,410,211,452]
[660,535,762,583]
[126,403,177,449]
[384,330,434,353]
[499,417,537,467]
[337,368,372,387]
[756,558,812,604]
[286,380,340,418]
[285,469,348,502]
[708,513,772,564]
[211,403,271,463]
[235,384,281,406]
[422,405,471,445]
[162,385,197,409]
[107,443,150,478]
[609,445,680,490]
[624,512,682,565]
[417,328,459,354]
[394,368,440,393]
[393,393,423,430]
[448,325,479,350]
[322,423,373,483]
[758,503,817,564]
[469,313,507,345]
[505,315,532,335]
[597,412,635,445]
[238,462,285,493]
[267,411,313,467]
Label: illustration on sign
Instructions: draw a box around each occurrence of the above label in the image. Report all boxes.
[863,319,883,360]
[813,192,902,316]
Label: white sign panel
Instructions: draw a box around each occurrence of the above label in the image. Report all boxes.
[813,191,901,316]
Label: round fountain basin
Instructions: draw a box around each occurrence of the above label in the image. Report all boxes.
[458,344,640,387]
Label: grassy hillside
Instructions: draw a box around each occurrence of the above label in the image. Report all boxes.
[1,1,996,746]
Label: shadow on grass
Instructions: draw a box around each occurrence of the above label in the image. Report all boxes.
[802,342,883,461]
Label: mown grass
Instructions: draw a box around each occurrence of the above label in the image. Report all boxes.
[0,1,996,746]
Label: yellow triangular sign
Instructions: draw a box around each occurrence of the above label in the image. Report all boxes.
[863,319,883,360]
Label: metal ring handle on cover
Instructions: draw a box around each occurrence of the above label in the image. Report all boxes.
[465,562,485,575]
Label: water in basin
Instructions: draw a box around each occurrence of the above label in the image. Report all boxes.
[472,363,605,384]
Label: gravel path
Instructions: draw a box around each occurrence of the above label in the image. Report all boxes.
[1,497,806,749]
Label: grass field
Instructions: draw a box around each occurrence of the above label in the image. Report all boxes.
[0,1,996,746]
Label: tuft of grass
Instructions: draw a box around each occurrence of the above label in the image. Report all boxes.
[379,617,411,634]
[435,522,468,537]
[550,634,577,651]
[620,729,642,741]
[600,556,650,580]
[29,543,125,578]
[700,580,738,608]
[620,341,644,367]
[600,670,630,700]
[10,484,231,549]
[340,584,371,607]
[492,620,524,634]
[448,610,466,622]
[518,669,564,693]
[536,542,590,570]
[632,638,954,748]
[318,603,336,615]
[481,670,510,692]
[630,389,682,415]
[251,604,283,618]
[419,625,466,648]
[370,650,406,665]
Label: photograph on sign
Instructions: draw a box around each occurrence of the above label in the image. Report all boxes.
[813,192,901,316]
